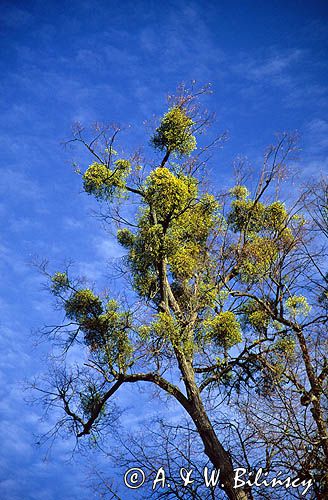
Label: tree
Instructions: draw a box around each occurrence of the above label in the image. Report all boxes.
[233,175,328,495]
[35,85,327,499]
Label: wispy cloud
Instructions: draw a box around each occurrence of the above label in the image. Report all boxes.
[306,118,328,151]
[232,49,304,84]
[0,168,42,201]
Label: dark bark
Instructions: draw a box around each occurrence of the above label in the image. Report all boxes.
[176,352,248,500]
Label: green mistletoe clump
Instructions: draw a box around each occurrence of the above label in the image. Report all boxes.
[151,106,196,156]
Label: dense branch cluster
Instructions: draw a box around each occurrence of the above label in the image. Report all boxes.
[36,86,327,500]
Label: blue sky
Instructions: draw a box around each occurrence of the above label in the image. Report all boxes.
[0,0,327,498]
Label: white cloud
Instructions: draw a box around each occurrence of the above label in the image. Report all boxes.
[94,235,125,260]
[0,168,42,201]
[307,118,328,151]
[232,49,304,84]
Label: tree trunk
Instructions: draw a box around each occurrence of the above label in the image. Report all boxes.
[296,329,328,459]
[190,397,248,500]
[162,259,248,499]
[180,358,248,500]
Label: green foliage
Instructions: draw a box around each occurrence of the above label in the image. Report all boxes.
[120,169,220,296]
[228,198,266,233]
[204,311,242,349]
[117,228,135,248]
[83,300,133,369]
[277,227,295,249]
[138,324,152,340]
[145,311,197,356]
[243,300,271,333]
[238,237,278,282]
[165,192,219,280]
[104,325,133,372]
[228,195,292,247]
[229,185,250,200]
[153,312,179,340]
[169,242,200,279]
[285,295,311,318]
[80,383,104,418]
[64,291,132,369]
[125,217,163,299]
[137,312,181,349]
[65,289,103,322]
[51,272,69,295]
[145,167,197,221]
[83,162,111,198]
[274,336,296,358]
[151,106,196,156]
[264,201,288,231]
[83,159,131,200]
